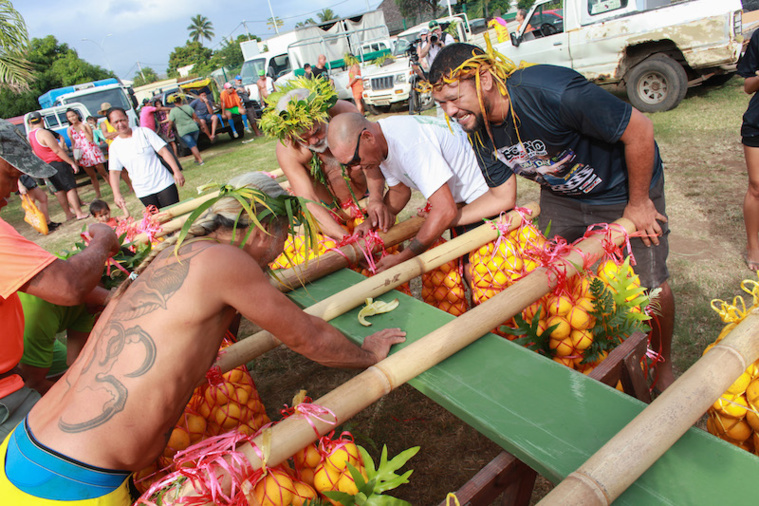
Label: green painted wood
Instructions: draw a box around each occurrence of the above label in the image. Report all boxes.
[287,268,759,504]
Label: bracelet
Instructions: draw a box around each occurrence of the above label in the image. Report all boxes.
[408,238,429,256]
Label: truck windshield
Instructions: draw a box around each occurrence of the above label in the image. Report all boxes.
[240,58,266,86]
[393,36,417,57]
[60,88,131,116]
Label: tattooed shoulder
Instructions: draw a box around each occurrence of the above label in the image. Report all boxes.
[112,241,213,321]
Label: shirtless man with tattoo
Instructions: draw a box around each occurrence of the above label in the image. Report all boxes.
[260,78,368,241]
[1,173,405,505]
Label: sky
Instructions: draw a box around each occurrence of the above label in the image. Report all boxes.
[15,0,382,82]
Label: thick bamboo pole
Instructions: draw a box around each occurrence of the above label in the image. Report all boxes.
[178,217,633,502]
[538,309,759,505]
[150,170,285,224]
[212,204,540,375]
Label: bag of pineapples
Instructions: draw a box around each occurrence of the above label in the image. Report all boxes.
[704,277,759,453]
[136,392,419,506]
[469,217,656,376]
[133,334,270,494]
[420,237,468,316]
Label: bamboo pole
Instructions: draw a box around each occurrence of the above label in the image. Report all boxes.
[538,309,759,505]
[212,203,540,376]
[133,190,364,245]
[178,217,633,502]
[150,170,285,224]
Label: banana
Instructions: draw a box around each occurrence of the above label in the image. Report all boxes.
[358,298,400,326]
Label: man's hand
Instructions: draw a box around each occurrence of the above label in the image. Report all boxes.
[623,199,667,247]
[375,252,407,273]
[87,223,120,257]
[353,220,373,237]
[174,172,185,187]
[70,162,79,174]
[361,327,406,363]
[366,199,393,232]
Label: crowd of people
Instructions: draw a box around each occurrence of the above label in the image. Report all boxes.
[8,23,759,502]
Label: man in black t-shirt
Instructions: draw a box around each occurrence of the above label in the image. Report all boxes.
[313,55,329,80]
[429,43,675,391]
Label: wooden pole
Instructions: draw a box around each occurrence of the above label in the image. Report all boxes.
[212,204,540,375]
[133,190,363,245]
[177,218,633,502]
[538,311,759,505]
[149,170,285,224]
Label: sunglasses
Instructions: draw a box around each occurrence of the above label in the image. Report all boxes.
[346,128,367,167]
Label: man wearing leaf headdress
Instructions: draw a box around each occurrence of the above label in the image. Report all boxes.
[260,77,368,241]
[429,43,675,390]
[4,173,405,504]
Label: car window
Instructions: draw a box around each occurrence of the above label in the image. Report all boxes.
[526,1,564,38]
[589,0,627,15]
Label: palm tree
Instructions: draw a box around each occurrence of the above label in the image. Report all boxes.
[187,14,215,46]
[295,18,316,28]
[267,17,284,32]
[0,0,33,90]
[317,8,337,22]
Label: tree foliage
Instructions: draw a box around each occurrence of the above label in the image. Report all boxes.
[395,0,440,20]
[0,0,33,90]
[167,41,213,78]
[295,18,316,28]
[317,8,337,22]
[133,66,159,87]
[187,14,215,45]
[0,35,112,119]
[266,16,283,31]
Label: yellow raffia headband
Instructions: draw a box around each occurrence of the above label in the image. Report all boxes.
[421,34,533,157]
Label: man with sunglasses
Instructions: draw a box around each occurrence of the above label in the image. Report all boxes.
[261,79,367,240]
[327,112,516,272]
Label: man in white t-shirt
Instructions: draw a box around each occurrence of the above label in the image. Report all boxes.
[327,112,517,272]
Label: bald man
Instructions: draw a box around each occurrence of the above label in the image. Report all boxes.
[327,112,516,272]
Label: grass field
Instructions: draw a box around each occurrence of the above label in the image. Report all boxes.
[5,76,757,504]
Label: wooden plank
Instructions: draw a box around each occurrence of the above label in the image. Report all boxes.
[286,268,759,504]
[438,452,536,506]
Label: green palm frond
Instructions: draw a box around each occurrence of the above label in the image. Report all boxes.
[0,0,33,90]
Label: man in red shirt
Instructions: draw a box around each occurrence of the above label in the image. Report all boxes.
[0,118,119,441]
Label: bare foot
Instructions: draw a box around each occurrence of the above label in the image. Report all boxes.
[745,250,759,271]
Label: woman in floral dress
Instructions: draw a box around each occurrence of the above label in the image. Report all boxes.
[66,108,110,198]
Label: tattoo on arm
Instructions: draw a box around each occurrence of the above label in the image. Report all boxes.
[408,238,429,256]
[58,322,156,433]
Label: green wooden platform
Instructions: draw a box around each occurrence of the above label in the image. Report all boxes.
[287,269,759,504]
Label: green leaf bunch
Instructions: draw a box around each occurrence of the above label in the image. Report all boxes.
[259,77,338,142]
[323,445,419,506]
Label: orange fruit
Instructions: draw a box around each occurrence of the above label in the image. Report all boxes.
[576,297,595,313]
[313,463,340,494]
[727,372,752,396]
[294,443,321,470]
[745,378,759,408]
[292,481,318,506]
[299,467,315,487]
[549,336,574,357]
[166,427,190,452]
[324,441,361,473]
[215,402,242,429]
[547,295,573,317]
[552,356,575,369]
[545,315,571,339]
[713,394,748,419]
[336,471,360,495]
[567,306,592,330]
[522,300,546,322]
[224,369,244,384]
[746,409,759,432]
[570,329,593,351]
[251,468,294,506]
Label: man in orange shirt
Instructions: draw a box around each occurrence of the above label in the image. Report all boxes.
[0,119,119,442]
[219,82,245,138]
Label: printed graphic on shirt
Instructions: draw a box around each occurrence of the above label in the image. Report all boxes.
[494,139,603,196]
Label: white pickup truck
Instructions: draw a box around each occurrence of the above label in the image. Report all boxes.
[497,0,743,112]
[362,14,481,114]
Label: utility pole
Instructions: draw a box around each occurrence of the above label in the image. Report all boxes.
[136,61,146,81]
[266,0,280,34]
[242,20,252,40]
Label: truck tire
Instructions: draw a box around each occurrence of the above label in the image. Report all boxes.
[626,55,688,113]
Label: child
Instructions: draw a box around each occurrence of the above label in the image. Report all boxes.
[87,116,108,158]
[89,199,122,227]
